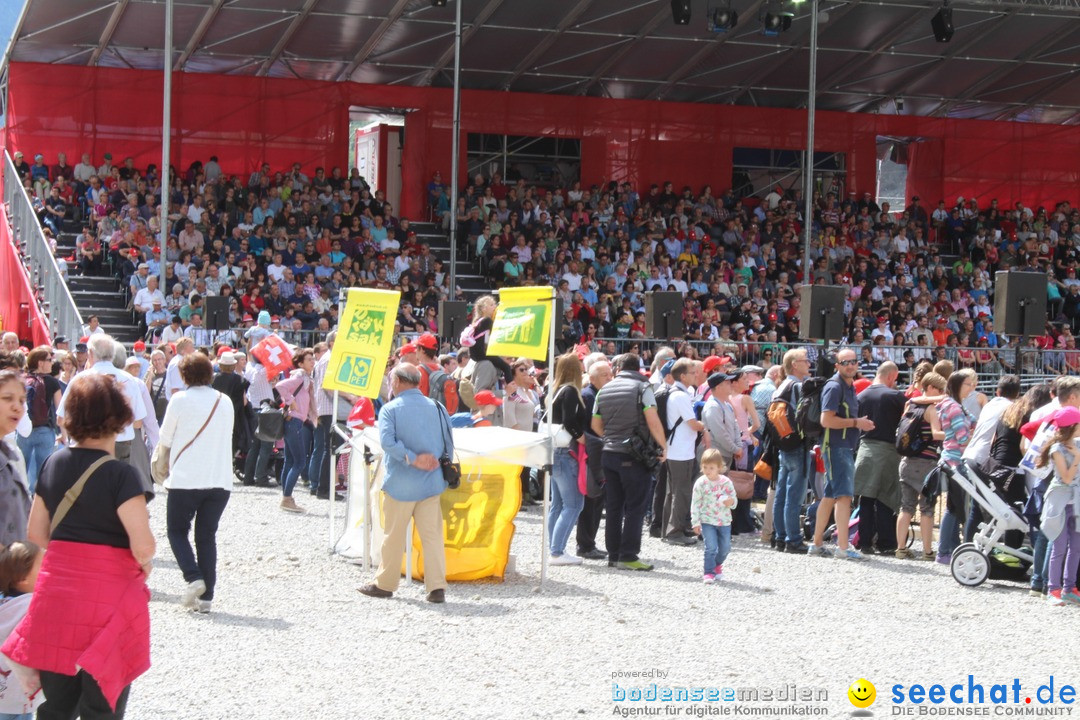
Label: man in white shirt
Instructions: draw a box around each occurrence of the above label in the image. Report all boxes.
[962,375,1020,469]
[559,261,582,292]
[267,254,287,283]
[165,337,196,399]
[133,276,165,315]
[663,359,704,546]
[73,153,96,185]
[57,335,147,468]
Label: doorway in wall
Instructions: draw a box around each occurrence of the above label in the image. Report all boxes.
[349,107,407,213]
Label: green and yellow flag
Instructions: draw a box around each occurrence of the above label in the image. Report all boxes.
[323,288,400,397]
[486,286,552,361]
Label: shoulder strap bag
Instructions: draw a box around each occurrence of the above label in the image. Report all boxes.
[435,404,461,490]
[50,456,113,535]
[151,394,223,485]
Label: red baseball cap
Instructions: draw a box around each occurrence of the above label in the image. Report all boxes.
[702,355,731,375]
[473,390,503,407]
[400,342,417,354]
[133,341,146,352]
[217,346,234,357]
[79,336,89,344]
[416,333,439,351]
[242,314,253,323]
[270,316,280,323]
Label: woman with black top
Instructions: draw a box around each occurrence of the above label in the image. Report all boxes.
[993,383,1052,594]
[144,350,169,425]
[466,295,514,392]
[5,372,154,720]
[546,353,590,566]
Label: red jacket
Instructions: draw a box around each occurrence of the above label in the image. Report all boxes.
[1,541,151,711]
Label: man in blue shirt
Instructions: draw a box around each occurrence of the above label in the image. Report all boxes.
[360,363,453,604]
[809,348,875,560]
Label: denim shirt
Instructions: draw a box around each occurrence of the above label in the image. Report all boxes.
[378,389,453,502]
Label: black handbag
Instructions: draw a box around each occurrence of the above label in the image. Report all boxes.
[436,405,461,489]
[255,400,287,442]
[922,463,944,502]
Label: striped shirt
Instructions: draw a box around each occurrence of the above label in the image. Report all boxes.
[245,363,276,406]
[312,352,333,417]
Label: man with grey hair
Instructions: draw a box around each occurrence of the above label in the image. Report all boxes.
[57,334,147,473]
[360,362,453,603]
[576,357,613,561]
[113,341,157,482]
[1,332,19,353]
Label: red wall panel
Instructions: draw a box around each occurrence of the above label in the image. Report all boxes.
[6,62,1080,221]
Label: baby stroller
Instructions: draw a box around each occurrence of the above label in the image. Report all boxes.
[942,460,1033,587]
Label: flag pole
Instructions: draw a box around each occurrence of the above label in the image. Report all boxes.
[540,287,556,586]
[328,287,346,552]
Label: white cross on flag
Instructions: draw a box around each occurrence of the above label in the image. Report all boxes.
[252,334,294,378]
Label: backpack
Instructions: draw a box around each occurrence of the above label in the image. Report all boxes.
[895,401,930,457]
[459,321,479,348]
[794,377,829,442]
[653,383,682,440]
[421,364,459,414]
[25,374,52,428]
[766,378,802,452]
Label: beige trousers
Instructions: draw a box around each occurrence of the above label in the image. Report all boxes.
[760,485,776,542]
[374,493,448,593]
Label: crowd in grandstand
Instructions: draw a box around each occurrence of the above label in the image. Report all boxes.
[12,148,1080,369]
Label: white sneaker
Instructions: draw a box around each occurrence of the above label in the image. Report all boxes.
[181,579,206,609]
[196,600,212,614]
[549,554,583,566]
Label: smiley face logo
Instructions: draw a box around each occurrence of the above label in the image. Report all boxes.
[848,679,876,708]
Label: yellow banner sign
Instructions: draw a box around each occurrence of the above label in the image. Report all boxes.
[485,286,552,361]
[323,288,400,397]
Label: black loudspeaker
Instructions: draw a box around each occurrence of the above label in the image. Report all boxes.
[994,271,1046,337]
[798,285,846,341]
[931,6,954,42]
[438,301,469,340]
[671,0,691,25]
[645,291,683,339]
[203,296,230,332]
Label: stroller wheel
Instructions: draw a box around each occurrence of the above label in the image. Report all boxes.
[951,546,990,587]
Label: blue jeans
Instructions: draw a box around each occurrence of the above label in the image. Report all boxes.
[17,425,56,494]
[549,447,584,555]
[938,510,962,558]
[307,415,332,495]
[0,713,32,720]
[700,523,732,574]
[773,447,810,544]
[1032,529,1051,591]
[281,417,312,497]
[822,445,855,499]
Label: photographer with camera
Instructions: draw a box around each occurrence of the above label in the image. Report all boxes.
[592,353,668,572]
[359,363,453,604]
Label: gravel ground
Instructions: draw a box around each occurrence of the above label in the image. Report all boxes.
[134,484,1078,720]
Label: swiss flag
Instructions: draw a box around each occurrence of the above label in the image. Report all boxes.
[251,334,294,379]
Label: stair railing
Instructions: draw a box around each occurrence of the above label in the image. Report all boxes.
[3,151,83,343]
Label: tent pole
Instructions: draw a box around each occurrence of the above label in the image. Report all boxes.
[540,288,556,586]
[329,389,339,552]
[159,0,172,292]
[802,0,819,288]
[447,0,462,298]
